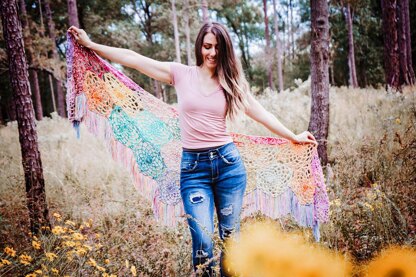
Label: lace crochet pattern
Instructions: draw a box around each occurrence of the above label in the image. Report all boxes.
[66,34,329,240]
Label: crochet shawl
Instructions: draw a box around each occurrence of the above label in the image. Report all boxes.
[66,34,329,241]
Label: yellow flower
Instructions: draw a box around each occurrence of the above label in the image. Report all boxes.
[104,259,110,264]
[365,246,416,277]
[125,260,129,268]
[52,226,65,235]
[72,232,85,241]
[87,258,97,267]
[51,267,59,275]
[95,233,102,239]
[331,198,341,207]
[395,118,401,125]
[34,269,42,274]
[131,265,137,276]
[32,240,41,250]
[52,212,61,219]
[96,265,106,272]
[65,220,76,227]
[25,274,37,277]
[83,244,92,251]
[66,250,75,261]
[364,202,374,212]
[63,240,76,247]
[224,221,351,277]
[45,252,58,262]
[1,259,12,265]
[75,247,87,256]
[103,274,117,277]
[95,243,103,249]
[19,254,33,265]
[4,247,16,257]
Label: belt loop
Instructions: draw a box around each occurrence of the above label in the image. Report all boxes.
[197,153,200,161]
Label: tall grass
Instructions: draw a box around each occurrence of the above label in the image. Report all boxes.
[1,83,415,275]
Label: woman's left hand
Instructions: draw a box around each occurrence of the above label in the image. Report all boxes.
[292,131,318,146]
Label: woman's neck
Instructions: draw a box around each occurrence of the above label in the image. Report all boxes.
[199,64,217,79]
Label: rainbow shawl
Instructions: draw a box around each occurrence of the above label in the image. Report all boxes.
[66,34,329,241]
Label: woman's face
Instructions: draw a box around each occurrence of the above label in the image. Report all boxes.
[201,32,218,70]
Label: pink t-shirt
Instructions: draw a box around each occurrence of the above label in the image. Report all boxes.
[170,62,233,149]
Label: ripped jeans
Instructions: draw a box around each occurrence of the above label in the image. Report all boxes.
[180,142,247,276]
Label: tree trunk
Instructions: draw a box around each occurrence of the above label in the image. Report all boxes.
[289,0,294,60]
[19,0,43,120]
[171,0,181,63]
[345,2,358,88]
[43,0,66,117]
[263,0,274,90]
[201,0,209,24]
[381,0,415,89]
[184,0,192,65]
[1,0,50,234]
[273,0,284,92]
[67,0,80,28]
[398,0,415,85]
[403,0,414,83]
[308,0,330,166]
[0,103,4,125]
[8,98,17,121]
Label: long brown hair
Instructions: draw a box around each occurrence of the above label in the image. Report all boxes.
[195,22,249,119]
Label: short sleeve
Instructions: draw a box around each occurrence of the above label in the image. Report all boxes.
[169,62,189,86]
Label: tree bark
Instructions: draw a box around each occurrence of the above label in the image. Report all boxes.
[67,0,80,28]
[273,0,284,92]
[289,0,294,60]
[43,0,66,117]
[397,0,415,85]
[344,2,358,88]
[18,0,43,120]
[1,0,50,234]
[263,0,274,90]
[381,0,415,89]
[184,0,192,65]
[171,0,181,63]
[308,0,330,166]
[201,0,209,24]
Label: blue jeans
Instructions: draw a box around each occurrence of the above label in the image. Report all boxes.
[180,142,247,276]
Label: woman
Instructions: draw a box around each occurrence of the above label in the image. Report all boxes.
[68,22,317,276]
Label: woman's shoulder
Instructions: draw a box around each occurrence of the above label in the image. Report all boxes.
[170,62,196,85]
[170,62,193,70]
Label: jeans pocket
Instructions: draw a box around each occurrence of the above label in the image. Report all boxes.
[181,159,198,172]
[221,149,241,165]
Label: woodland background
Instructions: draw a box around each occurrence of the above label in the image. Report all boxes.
[0,0,415,276]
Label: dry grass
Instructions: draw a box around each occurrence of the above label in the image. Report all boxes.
[0,83,415,275]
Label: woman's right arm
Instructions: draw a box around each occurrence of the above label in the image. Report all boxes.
[68,26,171,84]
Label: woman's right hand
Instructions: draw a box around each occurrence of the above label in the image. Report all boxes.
[68,26,93,48]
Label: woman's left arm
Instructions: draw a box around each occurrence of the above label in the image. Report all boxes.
[245,93,318,146]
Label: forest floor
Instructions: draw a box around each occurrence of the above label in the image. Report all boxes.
[0,82,415,276]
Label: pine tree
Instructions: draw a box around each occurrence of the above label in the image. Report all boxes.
[0,0,51,234]
[308,0,330,166]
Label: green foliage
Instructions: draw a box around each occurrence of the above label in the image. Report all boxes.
[329,0,384,87]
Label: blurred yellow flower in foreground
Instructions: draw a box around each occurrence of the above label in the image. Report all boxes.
[224,222,351,277]
[25,273,36,277]
[4,246,16,257]
[51,267,59,275]
[365,246,416,277]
